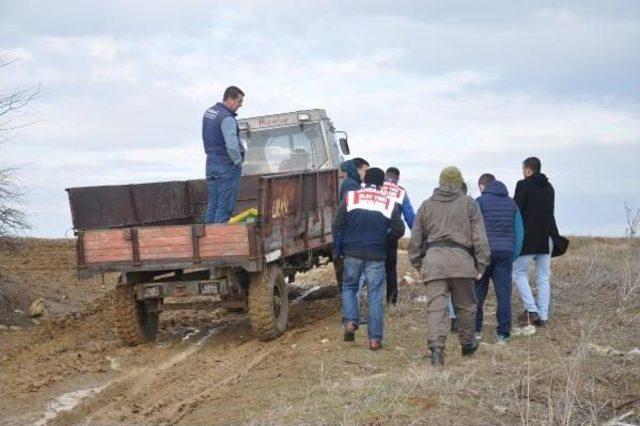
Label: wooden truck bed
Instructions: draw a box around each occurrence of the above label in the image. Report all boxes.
[69,170,338,276]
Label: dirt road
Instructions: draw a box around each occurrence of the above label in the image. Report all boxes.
[1,238,639,425]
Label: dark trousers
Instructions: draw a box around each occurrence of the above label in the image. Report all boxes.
[475,250,513,338]
[385,240,398,304]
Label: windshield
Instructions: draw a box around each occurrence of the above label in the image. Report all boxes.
[240,123,328,175]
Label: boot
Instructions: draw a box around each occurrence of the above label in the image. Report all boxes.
[461,339,479,357]
[368,340,383,351]
[430,347,445,366]
[343,321,356,342]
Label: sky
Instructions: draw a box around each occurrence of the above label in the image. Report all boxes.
[1,0,639,237]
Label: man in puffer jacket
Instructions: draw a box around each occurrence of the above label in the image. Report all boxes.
[474,174,524,344]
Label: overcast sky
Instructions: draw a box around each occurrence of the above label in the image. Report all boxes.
[1,0,639,237]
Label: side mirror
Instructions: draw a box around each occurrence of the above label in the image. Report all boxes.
[338,137,350,155]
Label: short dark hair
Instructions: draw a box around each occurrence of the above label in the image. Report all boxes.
[364,167,385,187]
[478,173,495,187]
[385,167,400,180]
[352,158,369,170]
[223,86,245,101]
[522,157,541,173]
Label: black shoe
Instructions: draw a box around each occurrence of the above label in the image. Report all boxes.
[461,340,479,357]
[343,321,356,342]
[450,318,459,333]
[430,347,445,366]
[517,310,541,327]
[534,318,548,327]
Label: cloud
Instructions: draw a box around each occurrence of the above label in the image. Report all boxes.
[0,1,639,237]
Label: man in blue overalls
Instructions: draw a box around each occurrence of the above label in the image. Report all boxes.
[202,86,245,223]
[333,168,405,351]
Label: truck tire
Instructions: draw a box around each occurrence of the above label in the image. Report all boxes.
[248,264,289,341]
[114,284,159,346]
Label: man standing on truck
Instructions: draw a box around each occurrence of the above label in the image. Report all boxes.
[380,167,415,307]
[202,86,245,223]
[333,167,405,351]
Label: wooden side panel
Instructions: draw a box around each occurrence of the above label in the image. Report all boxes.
[83,229,132,263]
[81,223,251,267]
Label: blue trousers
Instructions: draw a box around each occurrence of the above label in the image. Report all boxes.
[205,160,242,224]
[342,255,385,341]
[475,250,513,338]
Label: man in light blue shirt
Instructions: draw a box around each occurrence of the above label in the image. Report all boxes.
[202,86,245,223]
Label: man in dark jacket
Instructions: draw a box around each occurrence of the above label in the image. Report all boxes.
[203,86,245,223]
[334,158,369,291]
[475,174,524,344]
[333,168,405,351]
[513,157,559,327]
[380,167,415,306]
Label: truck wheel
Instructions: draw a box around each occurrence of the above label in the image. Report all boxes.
[248,264,289,341]
[114,284,159,346]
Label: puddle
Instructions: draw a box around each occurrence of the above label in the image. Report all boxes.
[33,383,112,426]
[30,326,222,425]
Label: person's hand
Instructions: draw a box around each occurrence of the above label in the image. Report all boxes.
[476,273,483,280]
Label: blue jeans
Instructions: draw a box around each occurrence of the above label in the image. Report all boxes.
[342,255,385,341]
[475,251,513,337]
[205,160,242,224]
[514,239,553,320]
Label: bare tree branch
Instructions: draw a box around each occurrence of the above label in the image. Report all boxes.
[0,53,38,237]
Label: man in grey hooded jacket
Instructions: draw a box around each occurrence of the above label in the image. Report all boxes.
[408,166,491,366]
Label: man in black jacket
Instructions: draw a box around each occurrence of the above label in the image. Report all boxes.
[513,157,559,327]
[333,168,405,350]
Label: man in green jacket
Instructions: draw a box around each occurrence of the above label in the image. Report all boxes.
[408,167,491,366]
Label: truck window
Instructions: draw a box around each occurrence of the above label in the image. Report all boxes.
[240,123,327,175]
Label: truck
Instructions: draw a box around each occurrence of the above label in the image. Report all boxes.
[66,109,351,345]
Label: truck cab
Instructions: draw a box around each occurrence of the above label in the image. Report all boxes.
[238,109,350,176]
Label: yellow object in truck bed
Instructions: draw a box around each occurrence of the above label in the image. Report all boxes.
[229,208,258,224]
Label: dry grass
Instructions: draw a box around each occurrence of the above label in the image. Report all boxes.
[243,237,640,425]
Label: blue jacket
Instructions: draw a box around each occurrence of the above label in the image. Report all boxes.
[476,180,524,260]
[339,160,362,201]
[202,103,244,166]
[333,186,405,261]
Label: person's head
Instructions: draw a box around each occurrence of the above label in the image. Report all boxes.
[364,167,385,189]
[385,167,400,183]
[522,157,541,178]
[352,157,370,181]
[439,166,464,189]
[478,173,495,193]
[222,86,245,112]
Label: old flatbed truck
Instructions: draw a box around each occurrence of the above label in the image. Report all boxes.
[67,109,351,345]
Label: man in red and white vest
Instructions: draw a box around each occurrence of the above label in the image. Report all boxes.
[333,168,405,351]
[380,167,415,306]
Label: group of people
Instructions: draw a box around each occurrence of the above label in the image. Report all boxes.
[332,157,561,366]
[201,86,562,367]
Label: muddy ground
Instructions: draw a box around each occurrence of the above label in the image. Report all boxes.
[1,237,639,425]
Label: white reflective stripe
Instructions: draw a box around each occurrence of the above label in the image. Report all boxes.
[346,189,394,219]
[380,182,406,205]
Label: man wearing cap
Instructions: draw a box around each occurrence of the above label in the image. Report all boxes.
[202,85,245,224]
[333,167,405,351]
[408,166,490,366]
